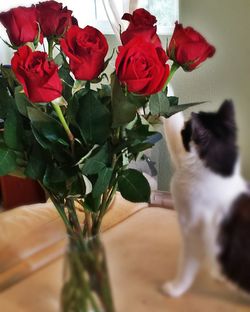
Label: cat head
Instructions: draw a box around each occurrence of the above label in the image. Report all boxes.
[181,100,238,176]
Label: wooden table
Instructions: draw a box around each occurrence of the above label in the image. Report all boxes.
[1,207,249,312]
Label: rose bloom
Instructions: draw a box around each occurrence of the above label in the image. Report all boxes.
[11,46,62,103]
[115,37,170,95]
[60,25,108,81]
[121,8,161,47]
[36,0,74,38]
[0,6,41,46]
[168,22,215,71]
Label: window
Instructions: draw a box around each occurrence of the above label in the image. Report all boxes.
[0,0,179,35]
[137,0,179,35]
[101,0,179,35]
[0,0,179,63]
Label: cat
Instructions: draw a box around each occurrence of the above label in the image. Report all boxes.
[161,100,250,297]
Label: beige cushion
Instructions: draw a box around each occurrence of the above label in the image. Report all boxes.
[1,208,249,311]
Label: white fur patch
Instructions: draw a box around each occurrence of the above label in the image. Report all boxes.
[162,112,248,297]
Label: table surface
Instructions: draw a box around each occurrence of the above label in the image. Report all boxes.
[1,207,250,312]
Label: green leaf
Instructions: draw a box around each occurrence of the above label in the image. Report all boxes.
[84,193,101,212]
[102,49,115,72]
[28,107,69,147]
[118,168,151,203]
[66,177,83,198]
[98,84,111,99]
[164,101,207,118]
[127,93,148,109]
[0,148,17,176]
[81,144,109,175]
[128,142,154,155]
[4,102,24,151]
[92,167,113,198]
[126,116,156,142]
[25,142,47,180]
[168,96,179,106]
[0,76,14,119]
[76,90,111,145]
[43,163,67,195]
[91,73,109,84]
[111,73,137,127]
[0,65,18,93]
[149,91,170,115]
[31,125,71,163]
[59,66,74,100]
[66,174,92,198]
[14,86,33,117]
[97,84,111,108]
[66,88,88,124]
[54,53,65,66]
[0,37,15,49]
[59,65,74,87]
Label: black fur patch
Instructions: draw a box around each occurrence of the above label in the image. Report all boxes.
[181,120,192,152]
[218,191,250,293]
[186,100,238,176]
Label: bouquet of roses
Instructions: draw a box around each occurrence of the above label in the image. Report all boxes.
[0,2,215,311]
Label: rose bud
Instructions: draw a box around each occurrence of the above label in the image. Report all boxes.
[168,22,215,71]
[11,45,62,103]
[115,37,170,95]
[121,8,161,47]
[36,1,73,38]
[60,25,108,81]
[0,6,42,47]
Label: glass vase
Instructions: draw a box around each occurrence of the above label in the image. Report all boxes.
[61,234,115,312]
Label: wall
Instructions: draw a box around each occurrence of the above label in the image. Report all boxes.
[168,0,250,181]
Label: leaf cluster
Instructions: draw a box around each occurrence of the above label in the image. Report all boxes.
[0,54,203,210]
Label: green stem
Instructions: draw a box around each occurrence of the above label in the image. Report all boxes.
[52,102,74,144]
[48,39,54,59]
[66,250,101,312]
[106,184,118,208]
[93,182,118,235]
[92,191,109,235]
[163,62,180,91]
[82,211,92,237]
[66,198,83,235]
[48,192,72,233]
[112,127,121,146]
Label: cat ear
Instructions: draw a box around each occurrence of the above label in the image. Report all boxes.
[218,100,235,123]
[191,113,210,143]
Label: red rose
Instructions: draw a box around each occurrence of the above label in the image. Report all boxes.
[0,6,41,47]
[36,1,74,38]
[121,8,161,47]
[60,25,108,81]
[11,46,62,103]
[168,22,215,71]
[115,37,170,95]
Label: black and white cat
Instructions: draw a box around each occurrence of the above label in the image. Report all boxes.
[162,100,250,297]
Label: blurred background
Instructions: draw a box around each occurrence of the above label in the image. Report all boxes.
[0,0,250,194]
